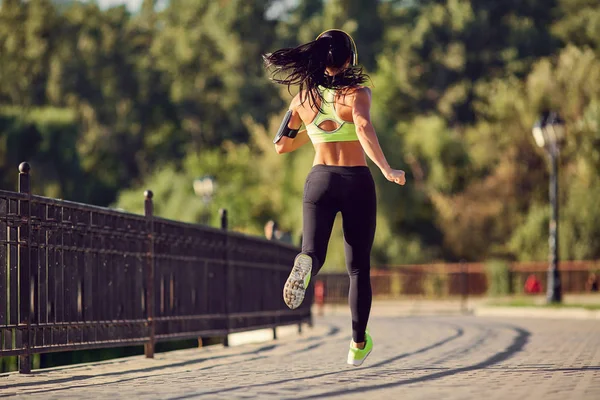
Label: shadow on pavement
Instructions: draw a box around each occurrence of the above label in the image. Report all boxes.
[3,325,340,392]
[168,320,465,399]
[293,324,531,399]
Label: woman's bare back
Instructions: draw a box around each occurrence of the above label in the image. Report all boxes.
[292,87,367,167]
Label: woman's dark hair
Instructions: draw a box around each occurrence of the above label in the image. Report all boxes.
[263,30,369,109]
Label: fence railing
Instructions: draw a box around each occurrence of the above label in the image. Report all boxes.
[0,163,312,373]
[316,261,600,304]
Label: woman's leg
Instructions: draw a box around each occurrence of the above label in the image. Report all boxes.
[300,169,339,275]
[341,172,376,344]
[301,201,337,277]
[283,168,338,309]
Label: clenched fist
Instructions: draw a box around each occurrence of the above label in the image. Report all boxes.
[385,169,406,185]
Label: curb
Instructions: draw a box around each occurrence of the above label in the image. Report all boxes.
[313,302,475,318]
[313,300,600,321]
[473,306,600,320]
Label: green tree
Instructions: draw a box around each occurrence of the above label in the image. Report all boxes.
[552,0,600,51]
[0,0,58,106]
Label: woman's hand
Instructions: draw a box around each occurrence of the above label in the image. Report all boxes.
[384,169,406,185]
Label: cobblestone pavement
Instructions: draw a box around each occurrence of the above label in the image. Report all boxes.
[2,314,599,399]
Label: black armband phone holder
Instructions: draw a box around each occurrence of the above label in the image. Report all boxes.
[273,110,299,144]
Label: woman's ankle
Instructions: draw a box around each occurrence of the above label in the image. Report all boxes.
[351,341,365,350]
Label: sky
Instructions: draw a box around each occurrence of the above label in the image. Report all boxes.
[96,0,145,11]
[95,0,297,18]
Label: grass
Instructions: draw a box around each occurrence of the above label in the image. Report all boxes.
[488,296,600,311]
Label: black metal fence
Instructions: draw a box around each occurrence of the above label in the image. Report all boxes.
[0,163,312,373]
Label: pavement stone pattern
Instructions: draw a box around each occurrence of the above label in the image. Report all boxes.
[1,309,599,399]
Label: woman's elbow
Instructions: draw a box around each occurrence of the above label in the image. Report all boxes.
[274,143,287,154]
[355,125,371,140]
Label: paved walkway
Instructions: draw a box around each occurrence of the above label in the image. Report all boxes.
[2,306,600,399]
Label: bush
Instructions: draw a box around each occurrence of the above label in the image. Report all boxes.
[423,267,449,298]
[390,272,404,297]
[511,272,525,295]
[485,260,512,296]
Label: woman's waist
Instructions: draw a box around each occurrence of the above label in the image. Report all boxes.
[313,143,367,168]
[309,164,371,177]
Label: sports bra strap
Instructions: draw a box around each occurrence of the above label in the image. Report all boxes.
[312,87,346,127]
[304,87,358,143]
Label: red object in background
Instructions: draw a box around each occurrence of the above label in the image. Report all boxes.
[315,281,325,305]
[314,280,325,316]
[524,274,542,294]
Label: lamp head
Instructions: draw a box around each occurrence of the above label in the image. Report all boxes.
[532,111,565,149]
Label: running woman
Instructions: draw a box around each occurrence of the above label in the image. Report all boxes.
[263,29,406,366]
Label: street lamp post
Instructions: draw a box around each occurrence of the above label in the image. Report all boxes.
[531,111,566,304]
[193,176,216,224]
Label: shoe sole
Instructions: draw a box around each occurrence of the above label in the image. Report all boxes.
[283,254,312,309]
[347,348,372,366]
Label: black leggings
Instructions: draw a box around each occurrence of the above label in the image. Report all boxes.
[301,164,376,343]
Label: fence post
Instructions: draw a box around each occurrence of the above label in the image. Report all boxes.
[144,190,155,358]
[508,263,515,295]
[220,209,228,231]
[18,162,32,373]
[219,208,229,347]
[460,260,468,314]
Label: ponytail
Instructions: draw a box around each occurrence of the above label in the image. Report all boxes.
[263,35,368,109]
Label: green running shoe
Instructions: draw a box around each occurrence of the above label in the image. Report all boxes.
[347,330,373,366]
[283,254,312,309]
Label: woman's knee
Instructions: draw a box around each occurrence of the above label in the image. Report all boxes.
[346,254,371,276]
[347,265,371,279]
[300,251,325,275]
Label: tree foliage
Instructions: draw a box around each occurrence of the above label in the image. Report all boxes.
[2,0,600,271]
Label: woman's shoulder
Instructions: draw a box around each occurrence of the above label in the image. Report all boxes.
[338,86,371,106]
[338,85,371,98]
[349,85,371,95]
[290,91,306,108]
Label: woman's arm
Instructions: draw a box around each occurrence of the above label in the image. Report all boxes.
[274,96,310,154]
[275,128,310,154]
[352,87,406,185]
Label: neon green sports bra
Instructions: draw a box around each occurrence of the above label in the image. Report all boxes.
[305,87,358,144]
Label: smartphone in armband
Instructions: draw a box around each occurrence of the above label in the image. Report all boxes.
[273,110,299,144]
